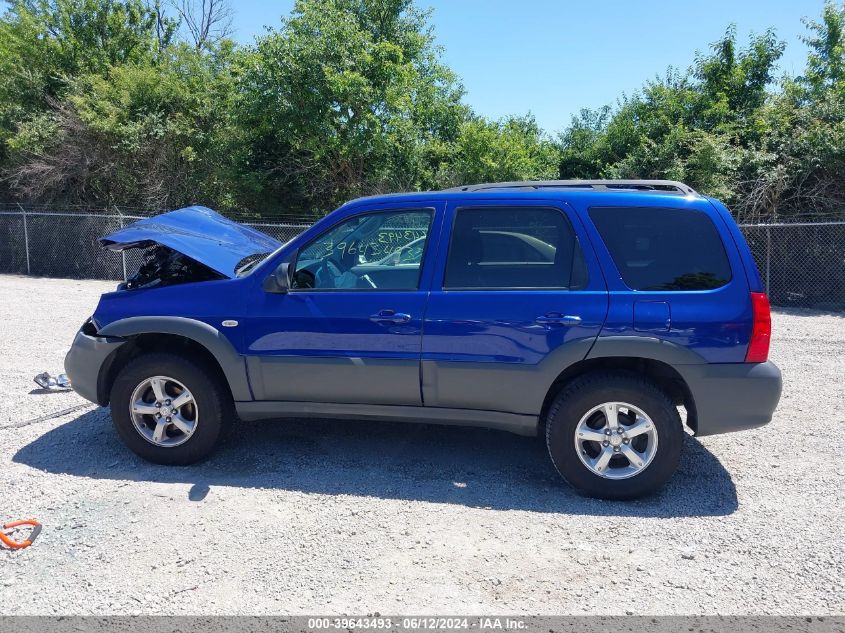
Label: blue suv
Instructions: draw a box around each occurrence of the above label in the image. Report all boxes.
[64,180,782,499]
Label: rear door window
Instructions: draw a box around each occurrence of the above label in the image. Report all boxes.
[588,207,732,291]
[443,206,587,289]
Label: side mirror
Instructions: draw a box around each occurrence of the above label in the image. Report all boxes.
[263,262,291,294]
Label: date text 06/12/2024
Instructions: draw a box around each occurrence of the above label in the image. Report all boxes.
[307,617,528,630]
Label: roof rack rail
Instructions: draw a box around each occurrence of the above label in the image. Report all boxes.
[443,179,699,196]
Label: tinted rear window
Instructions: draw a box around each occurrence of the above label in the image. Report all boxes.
[589,207,731,291]
[444,207,587,289]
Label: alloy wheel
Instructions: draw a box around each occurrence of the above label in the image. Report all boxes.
[573,401,659,479]
[129,375,198,448]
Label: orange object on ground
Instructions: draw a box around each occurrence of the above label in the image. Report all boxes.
[0,520,41,550]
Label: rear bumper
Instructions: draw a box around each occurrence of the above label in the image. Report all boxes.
[679,360,782,436]
[64,330,126,405]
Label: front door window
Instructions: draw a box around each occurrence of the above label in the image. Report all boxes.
[292,210,433,290]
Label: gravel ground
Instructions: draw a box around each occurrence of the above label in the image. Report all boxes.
[0,273,842,616]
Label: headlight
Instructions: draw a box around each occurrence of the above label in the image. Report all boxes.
[81,317,99,336]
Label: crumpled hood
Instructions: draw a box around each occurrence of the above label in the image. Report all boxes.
[99,206,282,278]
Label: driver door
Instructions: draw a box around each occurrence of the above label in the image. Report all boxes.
[244,202,444,405]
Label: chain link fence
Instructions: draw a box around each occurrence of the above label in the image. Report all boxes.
[741,221,845,310]
[0,207,309,282]
[1,206,843,310]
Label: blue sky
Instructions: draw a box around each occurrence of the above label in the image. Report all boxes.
[231,0,825,133]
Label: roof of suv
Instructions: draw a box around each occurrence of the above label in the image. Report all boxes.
[443,179,698,196]
[343,179,703,207]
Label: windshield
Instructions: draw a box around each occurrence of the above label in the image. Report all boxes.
[235,245,288,277]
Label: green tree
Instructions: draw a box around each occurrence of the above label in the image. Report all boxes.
[557,28,785,209]
[235,0,467,214]
[733,2,845,220]
[0,0,177,197]
[557,106,613,179]
[0,0,175,122]
[6,42,237,208]
[694,26,785,131]
[443,115,559,186]
[6,0,845,222]
[801,1,845,97]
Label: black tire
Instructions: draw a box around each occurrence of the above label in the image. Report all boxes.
[545,371,683,500]
[109,352,232,465]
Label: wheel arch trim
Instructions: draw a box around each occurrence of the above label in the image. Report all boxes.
[537,336,703,433]
[586,335,707,366]
[97,316,252,401]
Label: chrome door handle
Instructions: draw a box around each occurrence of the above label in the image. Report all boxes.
[535,313,582,326]
[369,310,412,324]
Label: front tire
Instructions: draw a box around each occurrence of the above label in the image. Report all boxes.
[110,352,231,465]
[545,372,683,499]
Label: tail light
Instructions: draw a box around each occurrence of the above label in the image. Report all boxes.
[745,292,771,363]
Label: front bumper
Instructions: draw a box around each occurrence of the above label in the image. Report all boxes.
[679,360,782,436]
[64,330,126,405]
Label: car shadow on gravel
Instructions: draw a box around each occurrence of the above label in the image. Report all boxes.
[14,407,738,517]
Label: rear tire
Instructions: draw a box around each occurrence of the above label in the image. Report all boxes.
[545,372,683,499]
[110,352,232,465]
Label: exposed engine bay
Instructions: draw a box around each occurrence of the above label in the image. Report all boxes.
[98,206,284,290]
[119,245,225,291]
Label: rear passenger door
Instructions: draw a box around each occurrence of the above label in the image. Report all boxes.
[421,199,608,416]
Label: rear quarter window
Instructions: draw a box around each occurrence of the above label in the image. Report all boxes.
[589,206,732,291]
